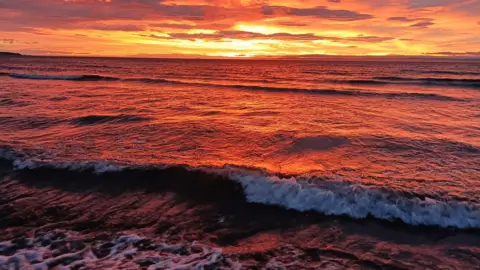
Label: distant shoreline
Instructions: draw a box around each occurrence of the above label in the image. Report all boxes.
[0,52,23,57]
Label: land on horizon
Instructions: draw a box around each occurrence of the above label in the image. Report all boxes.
[0,52,22,57]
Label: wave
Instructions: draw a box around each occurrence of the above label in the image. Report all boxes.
[72,114,153,126]
[0,65,26,70]
[0,72,466,101]
[0,98,28,107]
[339,79,389,85]
[303,71,351,76]
[0,72,119,81]
[374,76,480,88]
[0,147,478,229]
[135,79,460,101]
[0,114,153,131]
[124,78,172,84]
[401,70,480,76]
[222,85,461,101]
[4,72,480,89]
[0,116,65,130]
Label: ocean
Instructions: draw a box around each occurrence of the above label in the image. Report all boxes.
[0,56,479,269]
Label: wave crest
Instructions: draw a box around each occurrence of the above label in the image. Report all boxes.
[0,148,478,229]
[232,172,480,229]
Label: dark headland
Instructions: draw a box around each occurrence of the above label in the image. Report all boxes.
[0,52,22,57]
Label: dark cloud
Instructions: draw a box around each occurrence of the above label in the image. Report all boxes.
[150,23,233,31]
[0,38,37,45]
[262,5,373,21]
[388,16,433,22]
[1,38,16,44]
[388,16,435,28]
[276,21,310,27]
[145,30,392,43]
[336,35,394,42]
[14,49,91,55]
[424,51,480,56]
[408,0,458,9]
[410,21,434,28]
[166,31,320,41]
[150,23,196,30]
[388,17,421,22]
[91,24,146,31]
[0,0,214,23]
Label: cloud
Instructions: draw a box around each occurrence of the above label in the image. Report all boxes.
[388,17,422,22]
[150,23,196,30]
[145,30,393,43]
[387,16,435,28]
[17,49,92,55]
[163,31,321,41]
[336,35,394,42]
[1,38,16,44]
[424,51,480,56]
[408,0,458,9]
[91,24,147,31]
[0,0,216,22]
[0,38,38,45]
[410,21,435,28]
[261,5,373,21]
[150,22,233,30]
[276,21,310,27]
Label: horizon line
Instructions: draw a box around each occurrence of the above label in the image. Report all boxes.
[2,51,480,61]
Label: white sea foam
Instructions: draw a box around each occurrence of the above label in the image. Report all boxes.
[0,230,239,269]
[12,159,125,174]
[228,171,480,229]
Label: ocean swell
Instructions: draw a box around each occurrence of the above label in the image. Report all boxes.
[0,72,467,101]
[72,114,153,126]
[0,72,119,81]
[0,147,479,229]
[374,76,480,88]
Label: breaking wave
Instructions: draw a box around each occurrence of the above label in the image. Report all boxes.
[0,147,479,229]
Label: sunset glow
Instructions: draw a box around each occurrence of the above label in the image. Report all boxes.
[1,0,480,57]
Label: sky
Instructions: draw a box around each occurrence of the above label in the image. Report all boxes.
[0,0,479,57]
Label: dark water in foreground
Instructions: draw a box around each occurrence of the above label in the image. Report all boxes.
[0,56,479,269]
